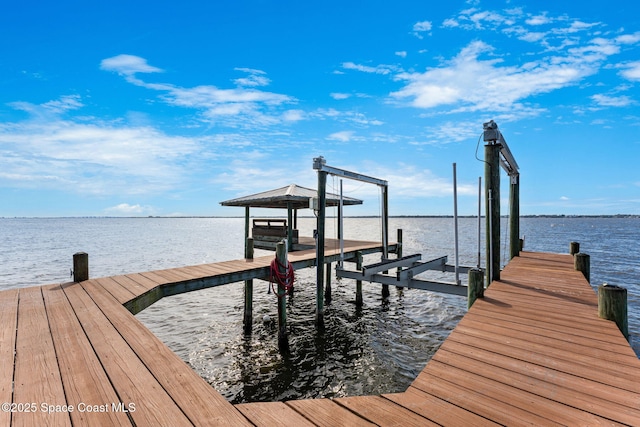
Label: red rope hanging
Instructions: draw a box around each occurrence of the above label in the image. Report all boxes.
[269,258,294,297]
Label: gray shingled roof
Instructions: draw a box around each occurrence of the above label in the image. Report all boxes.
[220,184,363,209]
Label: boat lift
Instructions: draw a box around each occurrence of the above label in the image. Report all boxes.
[312,156,472,299]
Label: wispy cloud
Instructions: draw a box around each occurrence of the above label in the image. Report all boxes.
[330,93,351,100]
[342,61,397,75]
[0,96,200,196]
[101,55,297,128]
[619,61,640,81]
[591,93,634,107]
[412,21,432,38]
[327,130,356,142]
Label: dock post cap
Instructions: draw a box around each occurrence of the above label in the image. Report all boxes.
[313,156,326,169]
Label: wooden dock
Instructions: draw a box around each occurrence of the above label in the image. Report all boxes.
[2,248,640,426]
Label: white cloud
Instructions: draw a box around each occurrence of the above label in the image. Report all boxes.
[615,32,640,45]
[442,18,459,28]
[281,109,305,122]
[389,38,608,113]
[233,68,270,87]
[9,94,83,116]
[327,131,355,142]
[0,97,200,196]
[100,54,163,78]
[395,51,407,58]
[591,94,633,107]
[342,62,396,75]
[560,196,570,201]
[412,21,432,38]
[526,14,552,26]
[619,61,640,81]
[330,93,351,100]
[101,55,296,128]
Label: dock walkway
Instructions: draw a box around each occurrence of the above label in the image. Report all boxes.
[2,250,640,425]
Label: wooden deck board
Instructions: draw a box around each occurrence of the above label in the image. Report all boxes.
[62,281,193,426]
[79,280,251,426]
[42,285,132,426]
[383,389,501,426]
[0,289,18,427]
[12,286,71,427]
[438,339,640,421]
[235,402,316,426]
[286,398,376,426]
[417,361,615,426]
[335,395,439,426]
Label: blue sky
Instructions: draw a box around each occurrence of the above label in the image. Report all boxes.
[1,0,639,217]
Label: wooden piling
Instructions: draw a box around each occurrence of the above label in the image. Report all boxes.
[574,252,590,283]
[355,251,363,307]
[73,252,89,282]
[570,241,580,256]
[467,268,484,309]
[275,241,289,350]
[598,283,629,340]
[243,238,254,335]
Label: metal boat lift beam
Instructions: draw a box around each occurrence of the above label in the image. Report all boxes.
[313,160,388,187]
[336,268,467,297]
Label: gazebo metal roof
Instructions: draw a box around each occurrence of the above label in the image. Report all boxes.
[220,184,362,209]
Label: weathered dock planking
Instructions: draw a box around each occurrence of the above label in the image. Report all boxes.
[1,248,640,426]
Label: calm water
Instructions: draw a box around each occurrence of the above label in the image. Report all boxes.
[1,217,638,403]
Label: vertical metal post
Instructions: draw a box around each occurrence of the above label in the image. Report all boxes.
[316,168,327,330]
[339,179,344,268]
[477,176,482,269]
[453,163,460,286]
[355,251,363,307]
[485,142,501,285]
[243,238,254,335]
[381,185,390,298]
[509,173,520,259]
[287,201,293,252]
[244,206,250,252]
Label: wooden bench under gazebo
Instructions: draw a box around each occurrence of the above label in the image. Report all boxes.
[220,183,362,251]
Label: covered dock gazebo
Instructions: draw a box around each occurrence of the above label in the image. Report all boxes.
[220,183,362,251]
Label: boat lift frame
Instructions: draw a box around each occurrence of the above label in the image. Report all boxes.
[313,157,472,306]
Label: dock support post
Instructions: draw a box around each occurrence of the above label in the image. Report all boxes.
[73,252,89,282]
[574,252,590,283]
[509,173,520,259]
[275,241,289,351]
[355,251,363,307]
[598,283,629,340]
[570,241,580,256]
[325,262,332,304]
[287,201,294,252]
[468,268,484,309]
[243,237,254,335]
[315,160,327,331]
[485,141,501,285]
[396,229,403,281]
[381,185,390,299]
